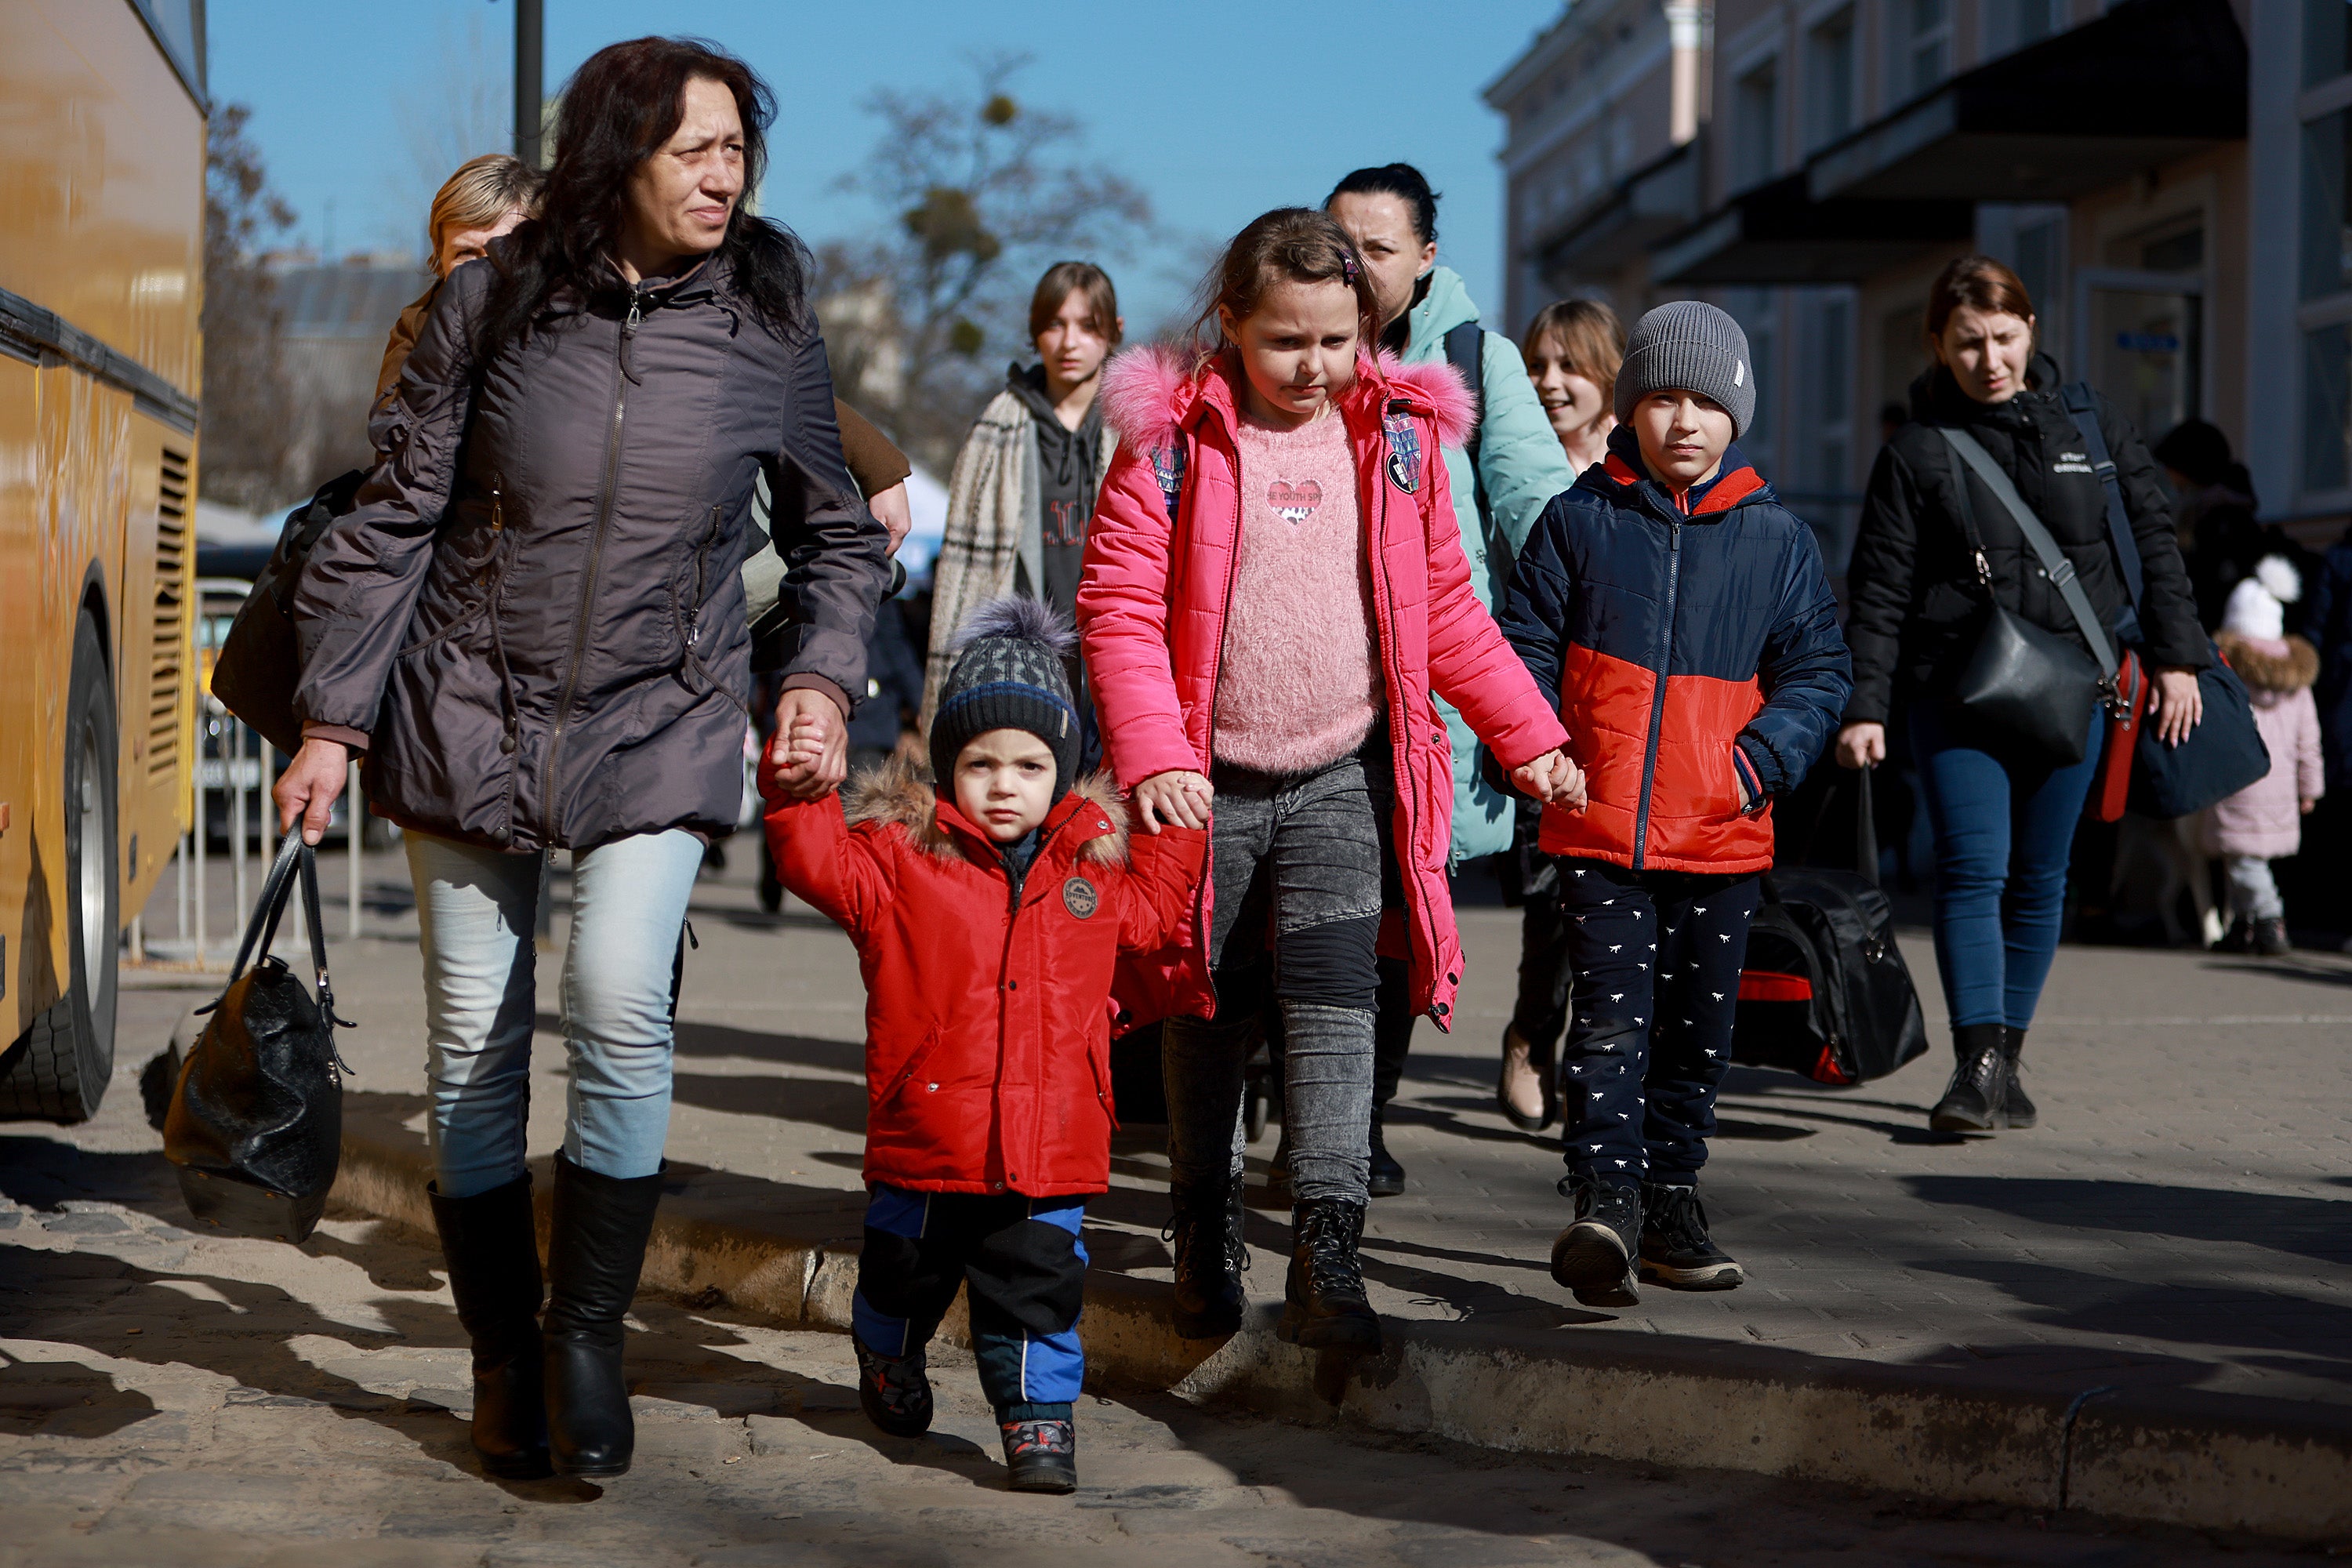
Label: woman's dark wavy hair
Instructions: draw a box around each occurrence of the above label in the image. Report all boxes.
[476,36,813,359]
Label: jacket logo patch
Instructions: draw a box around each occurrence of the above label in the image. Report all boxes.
[1268,480,1323,523]
[1382,410,1421,494]
[1062,877,1099,919]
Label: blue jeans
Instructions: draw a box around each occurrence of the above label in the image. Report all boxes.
[1908,704,2103,1032]
[407,828,705,1197]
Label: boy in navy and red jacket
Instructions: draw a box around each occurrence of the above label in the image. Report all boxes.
[763,597,1204,1492]
[1500,302,1851,1308]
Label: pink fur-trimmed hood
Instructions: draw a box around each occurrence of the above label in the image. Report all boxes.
[1099,342,1476,452]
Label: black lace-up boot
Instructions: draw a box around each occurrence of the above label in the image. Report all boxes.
[1550,1178,1641,1307]
[853,1336,934,1438]
[1929,1022,2009,1134]
[1638,1181,1744,1290]
[2000,1025,2038,1130]
[427,1175,550,1479]
[1165,1177,1247,1338]
[1276,1198,1381,1352]
[542,1152,664,1476]
[1000,1417,1078,1494]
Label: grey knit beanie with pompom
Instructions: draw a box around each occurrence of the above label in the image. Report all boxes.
[927,596,1082,800]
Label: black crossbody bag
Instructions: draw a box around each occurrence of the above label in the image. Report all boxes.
[1938,426,2116,764]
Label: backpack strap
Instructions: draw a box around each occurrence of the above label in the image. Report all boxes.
[2060,380,2145,645]
[1937,426,2118,690]
[1442,320,1492,534]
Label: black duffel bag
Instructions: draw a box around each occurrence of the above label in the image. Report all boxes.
[1734,768,1929,1086]
[164,834,354,1243]
[208,469,367,757]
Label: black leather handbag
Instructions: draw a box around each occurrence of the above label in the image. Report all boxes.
[1939,428,2112,765]
[164,834,353,1243]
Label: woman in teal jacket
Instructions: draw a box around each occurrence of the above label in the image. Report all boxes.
[1313,163,1576,1194]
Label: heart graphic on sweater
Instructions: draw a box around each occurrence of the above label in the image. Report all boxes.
[1267,480,1323,523]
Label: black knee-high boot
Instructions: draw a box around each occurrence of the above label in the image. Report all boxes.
[427,1174,550,1479]
[543,1151,664,1476]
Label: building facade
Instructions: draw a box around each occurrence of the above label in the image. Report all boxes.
[1487,0,2344,572]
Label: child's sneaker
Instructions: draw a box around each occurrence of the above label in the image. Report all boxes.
[1000,1417,1077,1494]
[852,1338,933,1438]
[1637,1181,1744,1290]
[1550,1178,1640,1307]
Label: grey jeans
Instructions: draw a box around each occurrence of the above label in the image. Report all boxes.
[1163,739,1396,1205]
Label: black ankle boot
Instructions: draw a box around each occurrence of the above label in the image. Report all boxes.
[427,1175,550,1479]
[1276,1198,1380,1352]
[2000,1026,2038,1131]
[1551,1178,1640,1307]
[2254,916,2292,957]
[542,1151,664,1477]
[1929,1023,2009,1134]
[1165,1177,1247,1338]
[1367,1110,1406,1198]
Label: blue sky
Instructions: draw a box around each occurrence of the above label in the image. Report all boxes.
[206,1,1561,332]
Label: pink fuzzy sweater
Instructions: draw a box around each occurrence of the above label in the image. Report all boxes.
[1212,411,1383,775]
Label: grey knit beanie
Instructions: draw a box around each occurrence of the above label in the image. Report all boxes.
[928,596,1082,801]
[1614,300,1756,438]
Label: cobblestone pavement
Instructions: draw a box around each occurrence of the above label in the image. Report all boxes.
[0,1086,2321,1566]
[165,847,2352,1412]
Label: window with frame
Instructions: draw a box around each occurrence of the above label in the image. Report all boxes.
[1887,0,1953,104]
[1805,9,1857,151]
[1732,58,1781,191]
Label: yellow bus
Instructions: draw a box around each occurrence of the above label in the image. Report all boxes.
[0,2,205,1120]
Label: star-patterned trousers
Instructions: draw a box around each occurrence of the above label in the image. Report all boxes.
[1552,858,1760,1186]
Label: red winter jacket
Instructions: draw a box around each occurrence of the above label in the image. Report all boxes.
[1078,345,1569,1029]
[764,760,1205,1197]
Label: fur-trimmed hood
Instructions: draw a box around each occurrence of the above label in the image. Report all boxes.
[2218,631,2319,695]
[843,753,1131,867]
[1099,340,1476,455]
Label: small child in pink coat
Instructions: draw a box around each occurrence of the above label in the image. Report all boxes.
[2203,557,2325,956]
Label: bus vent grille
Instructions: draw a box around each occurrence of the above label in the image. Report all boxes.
[150,448,191,783]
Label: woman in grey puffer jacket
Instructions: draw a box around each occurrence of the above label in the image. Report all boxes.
[274,38,888,1483]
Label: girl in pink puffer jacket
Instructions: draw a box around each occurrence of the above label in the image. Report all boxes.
[1076,208,1580,1355]
[2204,557,2325,956]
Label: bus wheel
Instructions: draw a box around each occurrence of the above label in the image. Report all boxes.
[0,612,119,1123]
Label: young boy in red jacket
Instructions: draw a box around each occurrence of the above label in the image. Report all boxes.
[763,597,1204,1494]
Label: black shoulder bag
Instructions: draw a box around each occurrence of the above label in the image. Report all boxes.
[209,470,368,757]
[2058,383,2270,818]
[164,833,353,1243]
[1938,426,2114,765]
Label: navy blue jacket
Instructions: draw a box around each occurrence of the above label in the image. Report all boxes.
[1500,427,1851,873]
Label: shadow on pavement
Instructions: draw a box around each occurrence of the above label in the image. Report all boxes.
[1903,1175,2352,1268]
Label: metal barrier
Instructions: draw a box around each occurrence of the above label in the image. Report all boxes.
[131,699,370,971]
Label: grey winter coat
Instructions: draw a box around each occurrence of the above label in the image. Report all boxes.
[292,249,889,853]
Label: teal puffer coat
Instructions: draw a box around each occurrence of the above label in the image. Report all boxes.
[1401,267,1576,864]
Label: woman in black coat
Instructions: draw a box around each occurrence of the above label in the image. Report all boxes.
[274,38,889,1482]
[1835,256,2207,1138]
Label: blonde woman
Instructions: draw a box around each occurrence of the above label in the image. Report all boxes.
[372,154,543,426]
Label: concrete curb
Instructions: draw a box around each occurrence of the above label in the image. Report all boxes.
[332,1122,2352,1544]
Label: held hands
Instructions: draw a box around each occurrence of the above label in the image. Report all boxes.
[764,687,848,800]
[274,737,353,847]
[1835,722,1886,771]
[2151,667,2204,747]
[1134,769,1212,834]
[1511,748,1588,810]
